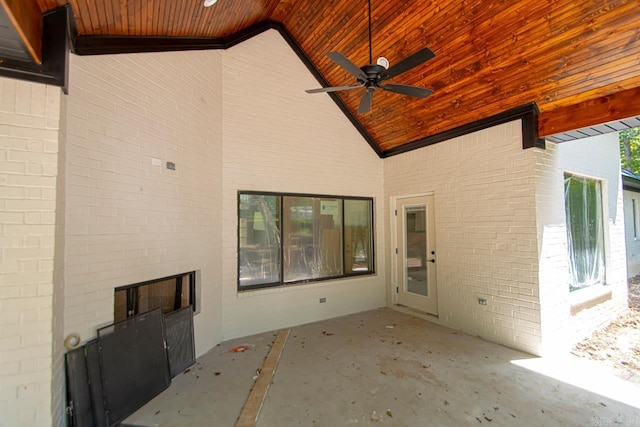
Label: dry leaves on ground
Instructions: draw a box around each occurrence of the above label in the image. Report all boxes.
[571,277,640,383]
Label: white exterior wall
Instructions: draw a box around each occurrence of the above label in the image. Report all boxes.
[536,134,628,354]
[0,78,61,426]
[623,189,640,278]
[384,121,542,355]
[63,50,224,357]
[221,30,385,340]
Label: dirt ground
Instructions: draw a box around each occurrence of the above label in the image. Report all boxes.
[572,277,640,383]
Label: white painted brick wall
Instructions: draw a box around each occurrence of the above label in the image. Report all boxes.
[623,189,640,277]
[535,134,627,354]
[63,50,224,357]
[0,77,60,426]
[384,121,543,355]
[221,29,386,340]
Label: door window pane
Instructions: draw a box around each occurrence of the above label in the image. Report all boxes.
[238,194,281,287]
[564,174,605,291]
[404,205,428,296]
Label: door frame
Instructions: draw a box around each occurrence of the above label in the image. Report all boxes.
[390,192,439,315]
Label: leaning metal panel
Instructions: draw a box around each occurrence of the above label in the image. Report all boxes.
[164,306,196,378]
[65,346,94,427]
[97,308,170,427]
[85,340,108,427]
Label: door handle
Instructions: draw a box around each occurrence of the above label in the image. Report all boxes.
[428,259,435,263]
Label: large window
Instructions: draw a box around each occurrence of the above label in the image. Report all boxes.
[238,192,374,290]
[564,174,606,291]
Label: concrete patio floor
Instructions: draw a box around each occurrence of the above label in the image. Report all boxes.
[124,308,640,426]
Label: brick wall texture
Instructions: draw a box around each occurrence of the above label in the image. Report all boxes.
[535,135,628,354]
[0,77,61,426]
[63,50,224,357]
[384,121,543,354]
[221,30,386,340]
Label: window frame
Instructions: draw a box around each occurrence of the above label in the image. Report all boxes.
[114,271,196,322]
[237,191,375,291]
[563,173,607,292]
[633,198,639,239]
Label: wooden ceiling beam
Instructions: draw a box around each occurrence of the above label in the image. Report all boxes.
[0,0,43,63]
[538,86,640,137]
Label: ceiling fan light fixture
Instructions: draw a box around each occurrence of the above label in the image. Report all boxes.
[304,0,435,114]
[203,0,217,7]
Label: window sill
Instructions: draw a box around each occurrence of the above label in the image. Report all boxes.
[569,285,612,316]
[237,272,376,297]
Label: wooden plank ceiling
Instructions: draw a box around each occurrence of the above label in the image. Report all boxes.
[31,0,640,153]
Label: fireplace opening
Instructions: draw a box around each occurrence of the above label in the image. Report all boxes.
[114,271,196,323]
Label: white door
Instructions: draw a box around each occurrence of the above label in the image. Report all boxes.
[396,195,438,315]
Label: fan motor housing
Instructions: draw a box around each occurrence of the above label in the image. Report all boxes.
[358,64,387,87]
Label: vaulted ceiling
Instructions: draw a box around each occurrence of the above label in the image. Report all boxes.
[4,0,640,155]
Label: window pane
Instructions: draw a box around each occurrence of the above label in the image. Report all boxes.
[141,279,175,313]
[564,175,605,291]
[344,199,373,273]
[239,194,281,287]
[283,197,343,281]
[114,289,127,323]
[113,272,194,321]
[633,199,638,238]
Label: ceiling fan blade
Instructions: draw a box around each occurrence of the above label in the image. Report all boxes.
[358,89,373,114]
[380,83,433,98]
[380,47,435,80]
[305,83,364,94]
[327,52,368,81]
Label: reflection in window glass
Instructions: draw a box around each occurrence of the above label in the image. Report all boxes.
[344,199,373,273]
[283,197,343,281]
[238,192,374,290]
[564,174,605,291]
[238,194,281,287]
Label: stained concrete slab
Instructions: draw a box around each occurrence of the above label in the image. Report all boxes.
[124,308,640,426]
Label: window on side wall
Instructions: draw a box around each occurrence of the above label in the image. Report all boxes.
[238,192,374,290]
[564,174,606,291]
[633,198,638,239]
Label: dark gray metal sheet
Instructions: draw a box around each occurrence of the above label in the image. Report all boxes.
[165,306,195,378]
[97,308,170,427]
[65,346,94,427]
[86,340,108,427]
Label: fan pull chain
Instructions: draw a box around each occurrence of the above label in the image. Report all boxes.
[368,0,372,64]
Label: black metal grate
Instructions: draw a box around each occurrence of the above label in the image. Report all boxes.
[164,306,196,378]
[97,308,170,427]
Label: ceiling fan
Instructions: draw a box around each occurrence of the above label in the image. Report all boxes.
[305,0,435,114]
